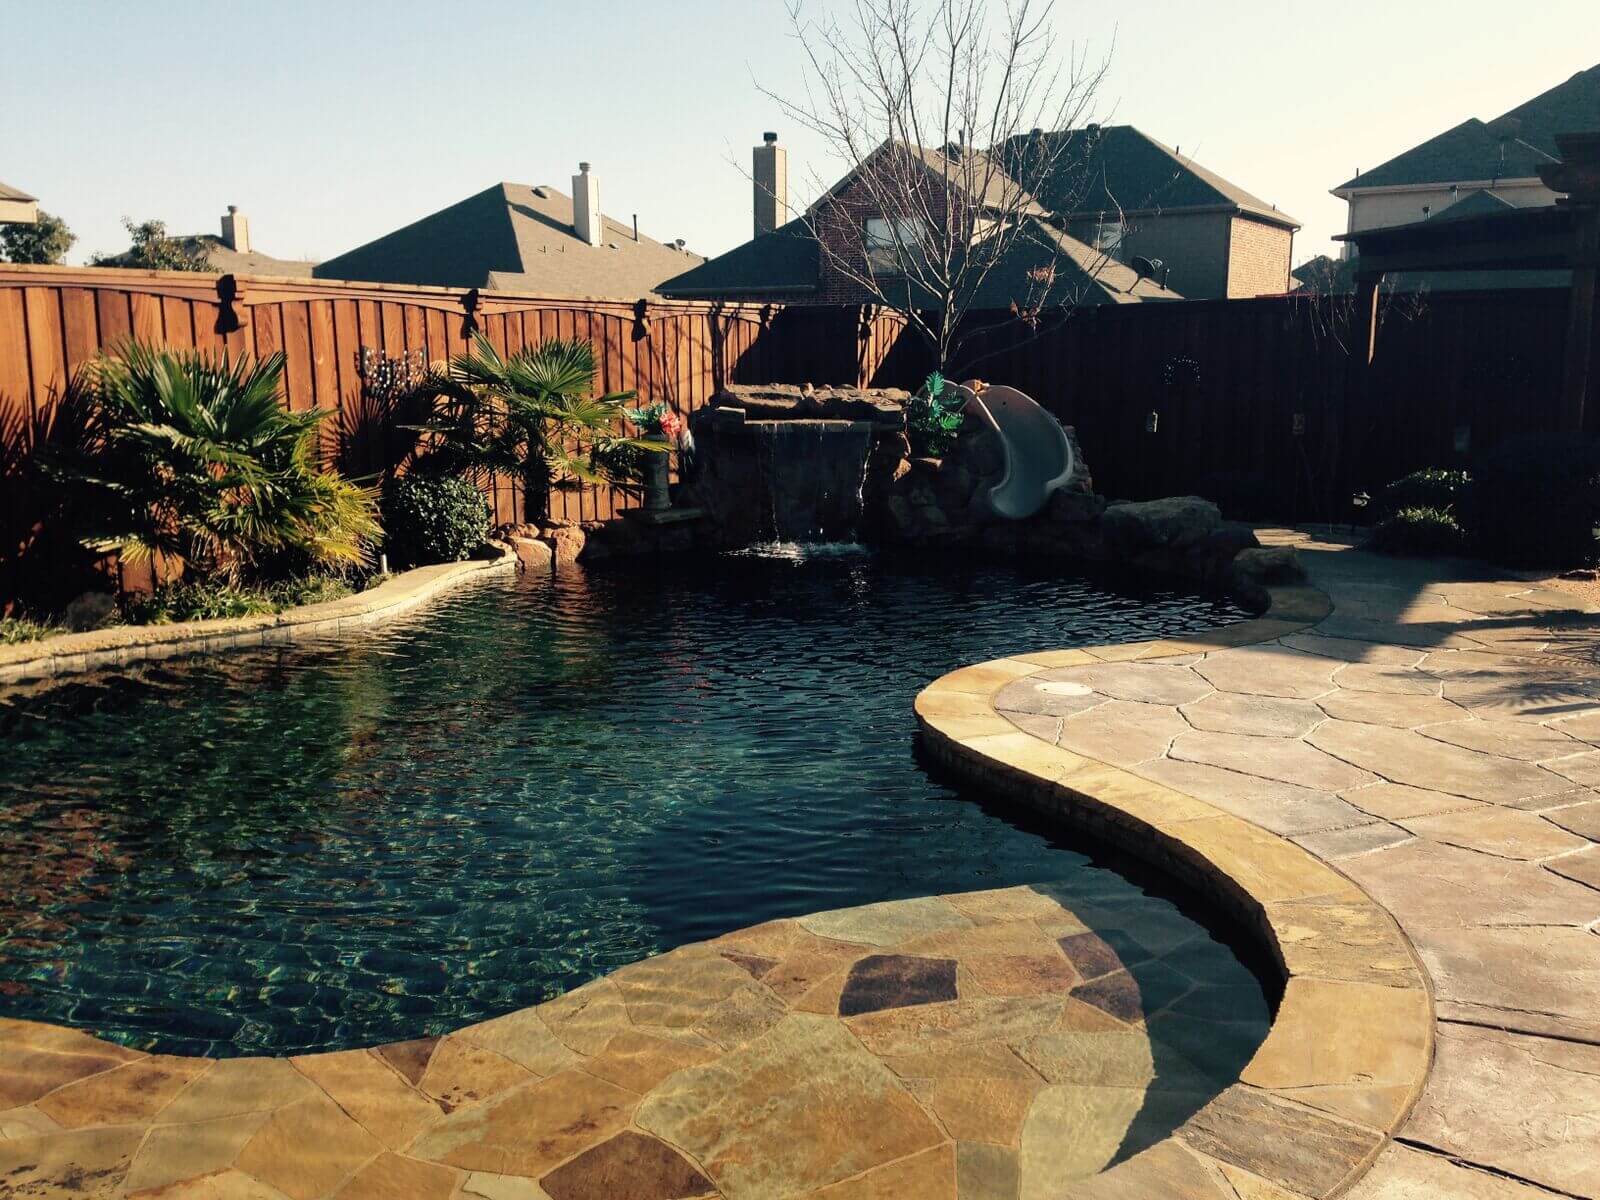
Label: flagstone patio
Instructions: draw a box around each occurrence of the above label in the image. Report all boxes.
[4,532,1599,1197]
[966,533,1600,1199]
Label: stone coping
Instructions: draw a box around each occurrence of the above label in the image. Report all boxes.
[913,582,1437,1198]
[0,551,516,688]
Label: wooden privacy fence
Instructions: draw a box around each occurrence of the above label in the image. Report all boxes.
[0,265,905,587]
[868,286,1575,520]
[0,263,1579,593]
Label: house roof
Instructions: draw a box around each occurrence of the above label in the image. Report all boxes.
[1335,63,1600,191]
[967,217,1182,306]
[656,218,820,297]
[94,234,317,278]
[1433,188,1518,221]
[314,183,703,298]
[0,181,37,203]
[804,142,1050,220]
[657,213,1181,307]
[998,125,1299,229]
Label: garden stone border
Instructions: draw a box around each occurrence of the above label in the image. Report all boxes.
[0,547,516,687]
[914,580,1436,1198]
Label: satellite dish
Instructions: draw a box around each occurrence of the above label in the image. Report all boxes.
[1130,255,1171,291]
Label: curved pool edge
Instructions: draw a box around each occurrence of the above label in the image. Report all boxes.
[0,548,518,688]
[915,579,1437,1198]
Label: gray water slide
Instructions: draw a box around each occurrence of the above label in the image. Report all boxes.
[956,383,1077,519]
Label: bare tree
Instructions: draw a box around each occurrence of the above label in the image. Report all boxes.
[760,0,1111,374]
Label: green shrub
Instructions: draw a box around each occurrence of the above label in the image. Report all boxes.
[1467,434,1600,567]
[412,335,650,524]
[380,473,492,568]
[907,372,966,458]
[121,576,355,625]
[45,344,381,583]
[1368,506,1467,556]
[1376,468,1471,520]
[0,615,62,644]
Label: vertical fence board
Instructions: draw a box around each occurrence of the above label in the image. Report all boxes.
[160,296,194,350]
[22,288,65,409]
[0,289,31,416]
[280,301,314,411]
[130,293,163,345]
[59,288,100,374]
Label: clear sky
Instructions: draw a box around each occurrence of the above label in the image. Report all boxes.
[4,1,1595,269]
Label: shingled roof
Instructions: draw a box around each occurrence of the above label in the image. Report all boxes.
[657,213,1180,306]
[998,125,1299,229]
[314,183,703,299]
[1433,188,1518,222]
[93,234,317,278]
[1335,63,1600,191]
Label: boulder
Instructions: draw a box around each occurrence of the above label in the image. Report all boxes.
[62,590,117,632]
[1189,521,1262,585]
[1100,496,1221,554]
[1232,545,1306,587]
[544,525,587,570]
[1046,489,1107,525]
[509,536,554,573]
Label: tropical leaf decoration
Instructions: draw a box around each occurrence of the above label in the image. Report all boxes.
[908,370,966,458]
[412,334,665,521]
[42,342,381,582]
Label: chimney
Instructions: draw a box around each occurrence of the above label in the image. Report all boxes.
[572,162,601,247]
[220,205,250,253]
[753,132,788,238]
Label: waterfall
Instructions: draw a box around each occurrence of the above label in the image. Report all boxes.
[754,420,873,546]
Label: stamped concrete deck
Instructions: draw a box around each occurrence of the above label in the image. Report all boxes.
[3,535,1597,1198]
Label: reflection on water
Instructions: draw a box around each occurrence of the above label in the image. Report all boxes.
[0,549,1253,1056]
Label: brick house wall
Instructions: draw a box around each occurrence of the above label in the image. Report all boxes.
[1066,211,1230,299]
[812,164,976,305]
[1226,216,1294,297]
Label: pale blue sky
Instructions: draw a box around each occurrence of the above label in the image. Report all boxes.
[5,1,1596,269]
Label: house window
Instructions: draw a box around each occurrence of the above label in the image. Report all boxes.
[864,216,926,270]
[1093,219,1125,260]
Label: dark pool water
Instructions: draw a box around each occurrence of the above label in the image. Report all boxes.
[0,547,1252,1056]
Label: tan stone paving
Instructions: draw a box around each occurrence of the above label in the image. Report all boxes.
[985,536,1600,1198]
[0,884,1268,1199]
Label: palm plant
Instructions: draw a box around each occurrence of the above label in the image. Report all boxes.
[45,343,380,583]
[414,334,664,523]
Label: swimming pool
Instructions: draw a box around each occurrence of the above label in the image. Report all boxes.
[0,547,1255,1056]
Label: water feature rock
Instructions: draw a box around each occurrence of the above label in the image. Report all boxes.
[711,384,907,429]
[1234,546,1305,586]
[1101,497,1222,553]
[679,407,878,546]
[510,537,554,573]
[1047,490,1107,525]
[545,525,587,571]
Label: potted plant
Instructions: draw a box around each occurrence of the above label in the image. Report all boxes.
[625,402,686,511]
